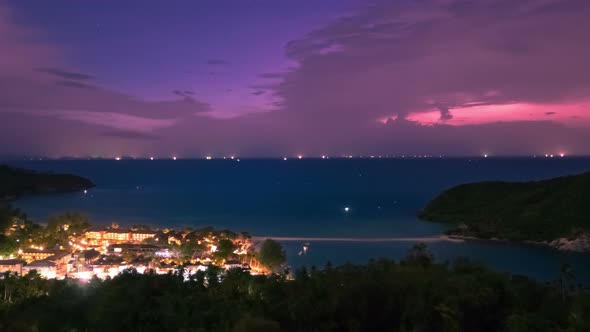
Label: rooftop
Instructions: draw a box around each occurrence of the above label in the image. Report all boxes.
[26,260,57,268]
[22,248,56,254]
[0,259,24,266]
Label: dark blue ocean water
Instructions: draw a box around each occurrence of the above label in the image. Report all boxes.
[5,157,590,282]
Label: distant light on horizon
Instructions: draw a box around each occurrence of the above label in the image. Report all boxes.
[150,157,154,160]
[298,155,303,159]
[173,156,177,160]
[283,157,287,161]
[484,154,488,158]
[115,157,121,161]
[344,207,350,213]
[560,153,565,157]
[321,155,326,159]
[206,156,212,160]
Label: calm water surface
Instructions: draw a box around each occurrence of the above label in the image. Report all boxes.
[5,158,590,282]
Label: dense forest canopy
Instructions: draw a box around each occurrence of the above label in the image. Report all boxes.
[0,253,589,332]
[420,172,590,241]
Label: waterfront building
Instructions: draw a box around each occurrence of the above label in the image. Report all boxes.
[22,260,57,279]
[85,227,156,244]
[107,243,161,255]
[0,259,24,275]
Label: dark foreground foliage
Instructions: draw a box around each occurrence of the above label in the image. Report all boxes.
[420,171,590,241]
[0,259,588,332]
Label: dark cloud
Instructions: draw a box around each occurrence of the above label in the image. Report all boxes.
[172,90,200,103]
[438,105,453,121]
[56,80,96,89]
[101,130,160,140]
[258,72,284,79]
[270,0,590,130]
[206,59,230,65]
[36,67,93,80]
[545,112,557,115]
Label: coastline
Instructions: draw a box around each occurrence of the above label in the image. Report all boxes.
[252,235,465,243]
[446,234,590,253]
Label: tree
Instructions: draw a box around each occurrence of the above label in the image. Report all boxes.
[257,239,286,272]
[45,212,90,249]
[214,239,236,262]
[232,315,280,332]
[403,242,434,266]
[0,235,18,257]
[557,263,576,303]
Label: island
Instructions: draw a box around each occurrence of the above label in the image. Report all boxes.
[0,165,94,199]
[420,171,590,252]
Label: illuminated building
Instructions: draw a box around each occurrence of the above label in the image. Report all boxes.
[0,259,24,275]
[85,228,156,244]
[21,249,56,263]
[22,260,57,279]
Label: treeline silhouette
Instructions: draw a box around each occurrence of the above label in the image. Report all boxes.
[0,247,588,332]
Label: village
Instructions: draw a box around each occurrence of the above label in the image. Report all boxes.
[0,221,268,281]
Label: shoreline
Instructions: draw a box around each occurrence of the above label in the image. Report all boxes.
[252,235,465,243]
[254,234,590,253]
[445,234,590,253]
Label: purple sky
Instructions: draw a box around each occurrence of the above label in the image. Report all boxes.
[1,0,590,157]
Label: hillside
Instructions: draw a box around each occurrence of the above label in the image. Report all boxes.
[0,165,94,199]
[420,172,590,243]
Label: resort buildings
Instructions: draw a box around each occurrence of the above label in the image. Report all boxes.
[85,227,156,245]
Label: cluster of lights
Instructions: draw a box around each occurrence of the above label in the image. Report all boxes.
[109,154,570,161]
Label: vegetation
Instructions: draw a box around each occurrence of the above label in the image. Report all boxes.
[0,251,589,331]
[0,203,90,256]
[0,165,94,199]
[258,239,286,272]
[420,172,590,242]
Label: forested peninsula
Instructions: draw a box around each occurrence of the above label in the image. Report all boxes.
[0,165,94,199]
[420,172,590,251]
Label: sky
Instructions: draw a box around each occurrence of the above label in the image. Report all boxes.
[1,0,589,157]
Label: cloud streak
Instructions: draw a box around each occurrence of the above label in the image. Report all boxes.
[36,67,93,80]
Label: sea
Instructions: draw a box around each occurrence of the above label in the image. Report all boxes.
[4,157,590,283]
